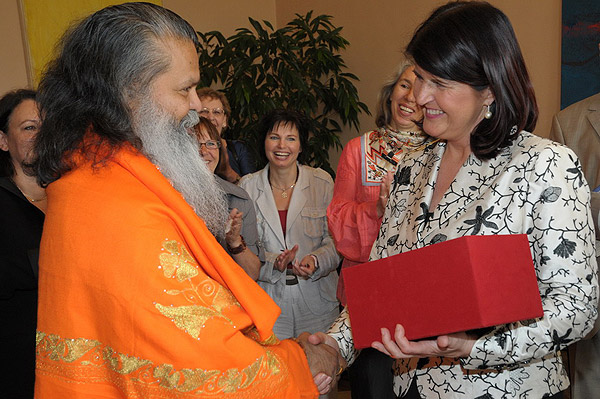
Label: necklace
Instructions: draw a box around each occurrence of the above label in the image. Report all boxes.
[270,182,296,198]
[11,179,47,202]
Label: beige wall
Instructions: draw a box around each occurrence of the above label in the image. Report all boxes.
[276,0,562,170]
[0,0,276,93]
[165,0,276,37]
[0,0,561,167]
[0,1,30,93]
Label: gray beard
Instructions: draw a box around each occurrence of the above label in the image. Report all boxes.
[133,101,228,240]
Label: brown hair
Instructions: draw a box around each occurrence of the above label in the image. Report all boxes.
[193,117,228,177]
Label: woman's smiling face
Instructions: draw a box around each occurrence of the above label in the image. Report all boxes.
[264,122,301,170]
[412,65,493,145]
[389,66,423,131]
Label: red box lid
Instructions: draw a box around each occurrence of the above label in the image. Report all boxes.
[342,234,543,348]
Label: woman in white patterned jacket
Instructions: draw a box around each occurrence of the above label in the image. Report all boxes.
[311,2,598,398]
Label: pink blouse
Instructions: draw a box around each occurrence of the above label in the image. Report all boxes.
[327,129,427,304]
[327,133,383,304]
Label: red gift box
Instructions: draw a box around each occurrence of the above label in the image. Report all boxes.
[342,234,543,349]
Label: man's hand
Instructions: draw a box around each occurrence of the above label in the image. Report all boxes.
[296,332,341,394]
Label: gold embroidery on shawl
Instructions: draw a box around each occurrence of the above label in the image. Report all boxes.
[243,326,280,346]
[36,331,287,396]
[265,351,282,375]
[43,333,102,363]
[155,304,233,339]
[160,240,198,282]
[156,240,240,339]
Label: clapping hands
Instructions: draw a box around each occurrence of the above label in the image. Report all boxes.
[274,247,317,278]
[225,208,243,247]
[274,245,299,272]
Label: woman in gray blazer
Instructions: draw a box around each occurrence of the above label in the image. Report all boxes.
[240,109,340,340]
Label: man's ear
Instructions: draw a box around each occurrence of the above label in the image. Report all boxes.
[0,131,9,152]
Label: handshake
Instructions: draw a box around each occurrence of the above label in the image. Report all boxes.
[295,331,346,395]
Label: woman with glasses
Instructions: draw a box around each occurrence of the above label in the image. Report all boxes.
[192,117,263,280]
[197,88,256,184]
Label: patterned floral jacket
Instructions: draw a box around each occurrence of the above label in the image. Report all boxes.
[330,131,598,399]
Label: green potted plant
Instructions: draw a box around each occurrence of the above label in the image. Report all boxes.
[197,11,369,176]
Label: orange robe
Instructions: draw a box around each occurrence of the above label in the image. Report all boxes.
[35,142,318,398]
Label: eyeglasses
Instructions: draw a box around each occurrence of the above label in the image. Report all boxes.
[198,140,221,150]
[199,107,225,117]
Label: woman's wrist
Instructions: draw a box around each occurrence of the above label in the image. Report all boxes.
[223,165,241,184]
[226,235,246,254]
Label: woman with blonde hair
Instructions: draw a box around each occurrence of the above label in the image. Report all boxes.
[326,61,425,399]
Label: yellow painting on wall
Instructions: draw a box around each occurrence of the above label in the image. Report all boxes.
[20,0,162,86]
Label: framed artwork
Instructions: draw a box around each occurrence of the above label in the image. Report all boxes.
[561,0,600,109]
[19,0,162,86]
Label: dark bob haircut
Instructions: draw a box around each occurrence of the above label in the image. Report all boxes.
[259,109,310,165]
[406,1,538,160]
[0,89,37,177]
[33,2,198,186]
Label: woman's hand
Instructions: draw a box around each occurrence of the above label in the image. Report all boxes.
[293,254,316,278]
[377,171,394,218]
[372,324,476,359]
[225,208,243,247]
[274,244,299,272]
[220,139,242,184]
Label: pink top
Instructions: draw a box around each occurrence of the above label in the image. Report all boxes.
[278,209,288,239]
[327,133,383,304]
[327,129,427,304]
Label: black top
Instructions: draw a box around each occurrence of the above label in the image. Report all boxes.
[226,140,256,177]
[0,177,44,398]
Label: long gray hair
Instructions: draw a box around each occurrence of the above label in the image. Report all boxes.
[374,60,415,128]
[34,2,199,185]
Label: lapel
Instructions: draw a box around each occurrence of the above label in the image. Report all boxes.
[255,165,286,249]
[407,144,441,241]
[416,141,512,243]
[586,100,600,140]
[285,164,308,240]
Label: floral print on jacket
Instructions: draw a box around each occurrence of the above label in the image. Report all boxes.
[330,131,598,399]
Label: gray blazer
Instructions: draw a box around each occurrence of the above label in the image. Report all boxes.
[240,164,340,315]
[550,93,600,399]
[216,176,265,263]
[550,92,600,239]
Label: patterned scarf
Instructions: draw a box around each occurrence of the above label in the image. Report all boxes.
[362,126,427,185]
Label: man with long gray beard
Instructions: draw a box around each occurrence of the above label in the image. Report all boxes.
[31,3,339,398]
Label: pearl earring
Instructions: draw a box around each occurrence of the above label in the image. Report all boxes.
[484,104,492,119]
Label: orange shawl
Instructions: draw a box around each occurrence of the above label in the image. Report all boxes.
[35,143,317,398]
